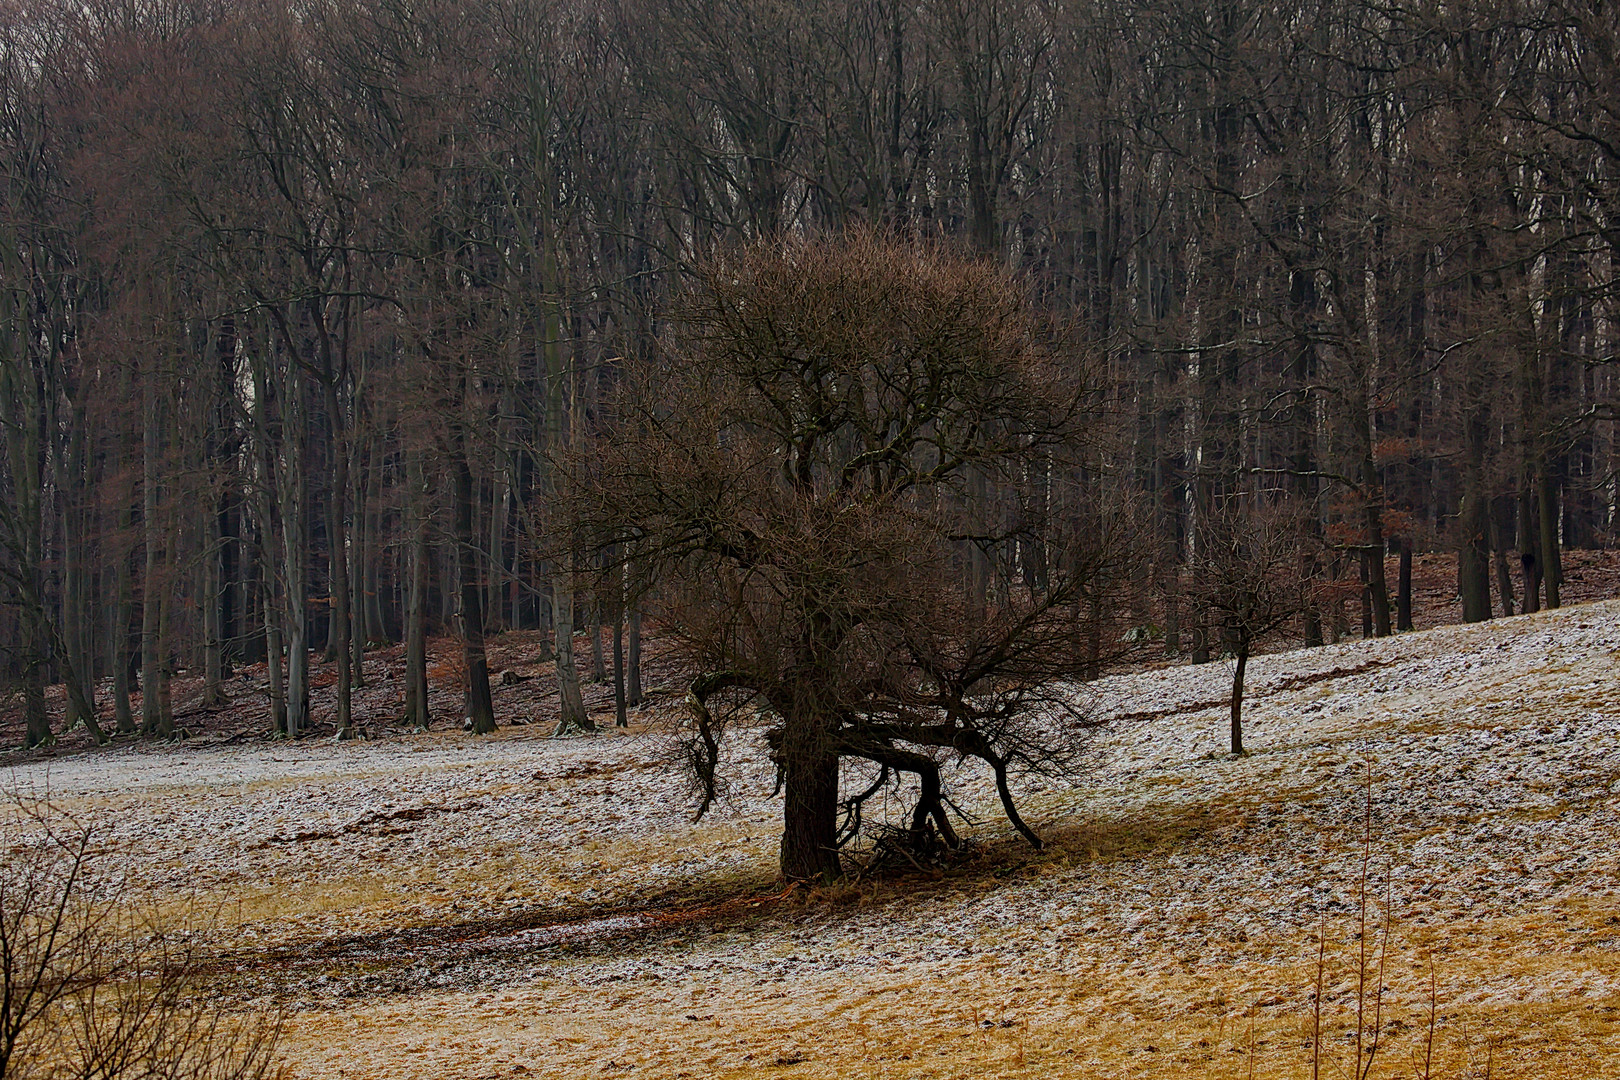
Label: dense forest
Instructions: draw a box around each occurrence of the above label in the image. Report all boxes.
[2,0,1617,763]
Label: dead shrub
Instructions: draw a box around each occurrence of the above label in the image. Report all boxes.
[0,800,285,1080]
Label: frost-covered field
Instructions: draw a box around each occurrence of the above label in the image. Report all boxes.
[6,601,1620,1078]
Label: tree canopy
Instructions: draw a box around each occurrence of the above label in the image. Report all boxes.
[576,234,1137,880]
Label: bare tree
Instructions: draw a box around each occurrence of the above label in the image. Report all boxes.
[1184,498,1316,756]
[575,233,1136,881]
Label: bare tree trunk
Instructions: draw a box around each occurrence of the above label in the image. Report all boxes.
[264,575,287,735]
[282,431,309,739]
[454,454,497,734]
[404,451,430,729]
[589,588,606,683]
[140,376,172,738]
[1492,497,1516,617]
[627,603,643,706]
[1229,645,1248,756]
[363,444,388,644]
[1519,487,1542,613]
[110,539,134,733]
[322,379,354,740]
[347,444,367,692]
[779,745,840,883]
[1539,474,1561,608]
[1458,489,1492,623]
[612,601,626,728]
[22,615,50,748]
[552,556,590,734]
[1396,539,1413,632]
[202,503,227,707]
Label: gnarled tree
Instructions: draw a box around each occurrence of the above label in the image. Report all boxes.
[578,233,1136,881]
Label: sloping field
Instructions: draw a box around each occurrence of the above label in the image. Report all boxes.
[6,601,1620,1078]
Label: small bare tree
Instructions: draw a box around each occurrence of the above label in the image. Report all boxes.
[1185,498,1315,756]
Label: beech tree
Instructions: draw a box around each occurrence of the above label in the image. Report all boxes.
[578,234,1135,881]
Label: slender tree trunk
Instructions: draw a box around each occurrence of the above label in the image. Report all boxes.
[1458,489,1492,623]
[1519,487,1542,613]
[110,537,134,733]
[1539,473,1561,608]
[283,437,309,739]
[363,446,388,643]
[1361,491,1392,636]
[612,602,626,728]
[455,453,497,734]
[1230,645,1248,756]
[404,451,430,729]
[322,380,354,739]
[140,376,172,738]
[552,557,590,734]
[22,615,50,748]
[589,592,606,683]
[264,576,287,735]
[627,603,643,706]
[202,503,227,707]
[1396,539,1413,632]
[1492,497,1516,617]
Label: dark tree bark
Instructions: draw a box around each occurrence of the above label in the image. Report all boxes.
[454,454,497,734]
[626,604,643,706]
[1229,644,1248,756]
[779,747,841,883]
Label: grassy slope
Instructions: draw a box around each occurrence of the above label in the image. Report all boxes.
[7,597,1620,1078]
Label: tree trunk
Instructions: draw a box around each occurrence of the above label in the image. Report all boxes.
[1539,473,1561,608]
[322,380,354,739]
[1362,504,1392,636]
[1302,552,1324,647]
[363,447,388,644]
[1519,487,1542,613]
[455,454,497,734]
[110,542,134,734]
[1396,539,1413,632]
[612,603,627,728]
[22,614,50,749]
[1229,645,1248,756]
[1457,491,1492,623]
[552,558,590,734]
[779,750,841,883]
[265,581,287,735]
[627,603,643,706]
[1359,554,1374,639]
[589,595,606,683]
[202,503,227,707]
[404,451,430,729]
[1491,497,1516,617]
[140,377,172,738]
[283,456,309,739]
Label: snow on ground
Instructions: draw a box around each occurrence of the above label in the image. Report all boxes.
[5,601,1620,1078]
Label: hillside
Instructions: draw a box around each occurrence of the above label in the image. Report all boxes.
[5,599,1620,1078]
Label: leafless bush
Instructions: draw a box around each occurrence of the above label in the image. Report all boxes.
[0,801,284,1080]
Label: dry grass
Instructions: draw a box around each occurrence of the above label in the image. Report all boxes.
[8,600,1620,1079]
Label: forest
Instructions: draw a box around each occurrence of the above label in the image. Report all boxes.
[2,0,1617,774]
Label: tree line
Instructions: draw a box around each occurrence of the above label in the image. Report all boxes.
[2,0,1617,754]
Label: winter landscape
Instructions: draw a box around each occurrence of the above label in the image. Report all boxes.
[6,1,1620,1076]
[7,590,1620,1079]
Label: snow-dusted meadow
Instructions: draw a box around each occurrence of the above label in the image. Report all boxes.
[6,600,1620,1078]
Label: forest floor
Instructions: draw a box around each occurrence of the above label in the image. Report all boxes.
[2,553,1620,1078]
